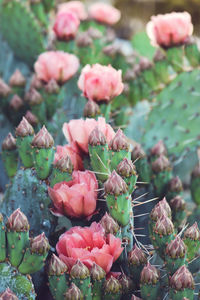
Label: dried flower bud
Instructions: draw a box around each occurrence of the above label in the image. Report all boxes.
[6,208,29,232]
[9,69,26,87]
[48,254,68,276]
[15,117,34,137]
[10,95,23,111]
[153,49,166,62]
[109,129,130,151]
[84,100,100,118]
[54,156,73,173]
[91,263,106,281]
[88,126,106,146]
[100,212,119,235]
[152,155,171,173]
[154,215,174,236]
[30,232,50,254]
[24,111,39,127]
[170,265,194,290]
[166,236,186,259]
[32,126,54,148]
[131,143,146,160]
[191,165,200,178]
[0,78,12,97]
[140,262,159,285]
[139,57,153,71]
[45,79,59,94]
[2,133,16,151]
[168,176,183,193]
[70,260,90,279]
[170,196,186,211]
[104,171,128,195]
[25,88,43,105]
[0,288,18,300]
[184,222,200,241]
[104,276,122,294]
[76,32,92,47]
[128,244,147,265]
[150,140,167,157]
[117,158,136,178]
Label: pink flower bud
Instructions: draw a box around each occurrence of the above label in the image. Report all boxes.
[154,215,174,236]
[166,236,186,259]
[84,100,100,118]
[31,232,50,254]
[54,156,73,173]
[170,265,194,290]
[70,260,90,279]
[0,78,11,97]
[58,1,87,21]
[15,117,34,137]
[90,262,106,281]
[152,155,171,173]
[44,79,59,94]
[109,129,130,151]
[104,171,128,195]
[24,111,39,127]
[76,32,93,47]
[0,288,18,300]
[139,57,153,71]
[53,12,80,41]
[117,158,136,178]
[32,126,54,148]
[9,69,26,87]
[151,198,171,221]
[48,254,68,276]
[168,176,183,193]
[100,212,119,235]
[54,144,83,171]
[10,95,23,111]
[65,283,83,300]
[2,133,16,151]
[104,276,122,294]
[184,222,200,241]
[170,196,186,211]
[150,140,167,156]
[128,244,147,265]
[140,262,159,284]
[6,208,29,232]
[89,3,121,25]
[88,126,106,146]
[159,197,171,217]
[131,143,146,160]
[25,89,43,105]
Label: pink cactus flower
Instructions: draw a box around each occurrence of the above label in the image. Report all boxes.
[58,1,88,21]
[56,222,123,273]
[89,2,121,25]
[146,12,193,48]
[53,12,80,41]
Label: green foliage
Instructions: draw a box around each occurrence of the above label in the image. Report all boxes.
[131,32,156,61]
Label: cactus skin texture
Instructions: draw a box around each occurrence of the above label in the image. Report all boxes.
[0,0,44,65]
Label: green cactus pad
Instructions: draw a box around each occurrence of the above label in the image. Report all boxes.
[0,0,44,65]
[141,69,200,155]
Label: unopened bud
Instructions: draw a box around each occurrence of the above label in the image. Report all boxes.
[117,158,136,178]
[48,254,68,276]
[139,57,153,71]
[170,265,194,290]
[104,171,128,195]
[104,276,122,294]
[166,236,186,259]
[0,78,11,97]
[6,208,29,232]
[32,126,54,148]
[184,222,200,241]
[65,283,83,300]
[2,133,16,151]
[31,232,50,254]
[170,196,186,211]
[91,263,106,281]
[140,262,159,285]
[9,69,26,87]
[84,100,100,118]
[100,212,119,235]
[45,79,59,94]
[88,126,106,146]
[131,143,146,160]
[25,88,43,105]
[128,244,147,265]
[109,129,130,151]
[10,95,23,111]
[168,176,183,193]
[54,156,73,173]
[24,111,39,127]
[76,32,92,47]
[152,155,171,173]
[15,117,34,137]
[70,260,90,279]
[150,140,167,157]
[154,215,174,235]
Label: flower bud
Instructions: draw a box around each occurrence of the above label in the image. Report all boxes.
[0,78,11,97]
[88,126,106,146]
[124,69,136,82]
[25,88,43,105]
[0,288,18,300]
[109,129,130,151]
[154,215,174,235]
[65,283,83,300]
[103,44,119,57]
[140,262,159,285]
[84,100,100,118]
[32,126,54,148]
[24,111,39,127]
[131,143,146,160]
[100,212,119,235]
[15,117,34,137]
[152,155,171,173]
[191,165,200,178]
[87,27,103,39]
[45,79,60,94]
[9,69,26,87]
[170,196,186,211]
[6,208,29,232]
[117,158,136,178]
[133,64,141,76]
[70,260,90,279]
[30,75,43,90]
[153,49,166,62]
[128,244,147,265]
[150,140,167,157]
[184,222,200,241]
[166,236,186,259]
[2,133,16,151]
[104,276,122,294]
[48,254,68,276]
[170,265,194,290]
[90,262,106,281]
[150,203,168,222]
[168,176,183,193]
[119,274,133,293]
[30,232,50,254]
[139,57,153,71]
[159,197,171,217]
[104,171,128,195]
[10,95,23,111]
[76,32,92,47]
[54,156,73,173]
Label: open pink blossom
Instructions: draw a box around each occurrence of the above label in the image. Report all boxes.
[146,12,193,48]
[58,1,88,21]
[89,2,121,25]
[78,64,124,102]
[34,51,79,83]
[48,170,97,218]
[54,143,84,171]
[53,12,80,40]
[63,117,115,154]
[56,222,123,273]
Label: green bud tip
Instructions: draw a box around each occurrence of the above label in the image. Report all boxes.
[128,244,147,265]
[24,111,39,127]
[170,265,194,291]
[2,133,16,151]
[153,49,166,62]
[166,236,186,259]
[117,158,136,178]
[84,101,100,118]
[88,126,106,146]
[104,170,128,195]
[100,212,119,235]
[131,143,146,161]
[10,95,23,111]
[30,232,50,254]
[140,262,159,285]
[48,254,68,276]
[65,283,83,300]
[70,260,90,279]
[170,196,186,211]
[54,156,73,173]
[9,69,26,87]
[15,117,34,137]
[151,155,171,173]
[104,276,122,294]
[76,32,93,47]
[139,57,153,71]
[154,215,174,236]
[0,288,18,300]
[168,176,183,193]
[45,79,60,94]
[32,126,54,148]
[6,208,29,232]
[191,164,200,178]
[0,78,11,97]
[90,262,106,281]
[25,88,43,105]
[150,140,167,157]
[184,222,200,241]
[109,129,130,152]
